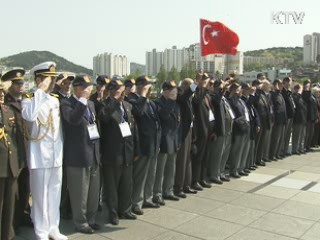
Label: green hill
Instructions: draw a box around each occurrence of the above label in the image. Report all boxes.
[0,51,93,75]
[244,47,303,62]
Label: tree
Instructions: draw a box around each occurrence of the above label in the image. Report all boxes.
[156,65,168,91]
[180,63,197,80]
[215,70,222,79]
[168,66,180,81]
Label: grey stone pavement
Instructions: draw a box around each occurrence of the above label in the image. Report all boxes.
[17,149,320,240]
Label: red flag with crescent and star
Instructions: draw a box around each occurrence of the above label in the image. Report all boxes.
[200,19,239,56]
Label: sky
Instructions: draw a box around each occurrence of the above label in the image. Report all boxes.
[0,0,318,69]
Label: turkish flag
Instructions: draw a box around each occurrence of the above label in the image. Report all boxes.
[200,19,239,56]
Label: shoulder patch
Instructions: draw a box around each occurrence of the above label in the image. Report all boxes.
[50,93,59,98]
[22,93,34,99]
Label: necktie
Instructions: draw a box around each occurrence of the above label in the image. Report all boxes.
[120,103,127,123]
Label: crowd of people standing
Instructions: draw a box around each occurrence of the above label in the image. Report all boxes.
[1,61,320,240]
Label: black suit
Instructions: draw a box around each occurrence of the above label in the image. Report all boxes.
[281,88,295,155]
[155,96,180,154]
[60,96,100,228]
[302,91,318,150]
[242,95,260,168]
[192,88,215,184]
[292,93,307,153]
[61,97,100,167]
[129,96,161,208]
[269,90,287,159]
[99,98,135,217]
[228,95,250,173]
[52,91,71,218]
[252,90,273,163]
[153,96,180,197]
[175,87,194,192]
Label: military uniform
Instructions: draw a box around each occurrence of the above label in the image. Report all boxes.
[0,88,21,240]
[21,62,67,240]
[2,69,30,229]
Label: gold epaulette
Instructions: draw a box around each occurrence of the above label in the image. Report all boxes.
[22,93,34,99]
[50,93,59,98]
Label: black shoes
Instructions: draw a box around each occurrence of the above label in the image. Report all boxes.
[183,186,197,194]
[256,161,266,166]
[120,211,137,220]
[76,226,94,234]
[244,169,251,174]
[191,182,203,191]
[209,177,223,185]
[220,175,230,182]
[199,180,212,188]
[231,173,241,178]
[143,201,160,208]
[89,223,101,230]
[110,215,119,225]
[239,171,249,176]
[131,206,144,215]
[152,196,165,206]
[175,191,187,198]
[163,194,180,201]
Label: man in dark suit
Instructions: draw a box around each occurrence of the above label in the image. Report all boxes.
[60,75,100,234]
[2,69,31,229]
[53,73,75,101]
[191,73,214,190]
[99,79,137,225]
[153,81,181,204]
[207,79,227,184]
[252,76,273,166]
[292,84,307,154]
[52,73,75,220]
[124,79,137,102]
[130,76,162,215]
[0,81,24,240]
[90,75,110,114]
[302,79,318,151]
[227,83,251,178]
[281,77,295,156]
[241,83,261,171]
[269,79,287,160]
[174,78,197,196]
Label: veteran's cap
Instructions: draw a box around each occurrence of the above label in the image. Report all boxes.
[124,79,135,88]
[96,75,110,86]
[135,75,153,86]
[56,72,75,83]
[1,69,25,84]
[30,61,58,77]
[162,80,177,91]
[107,79,124,90]
[72,75,94,87]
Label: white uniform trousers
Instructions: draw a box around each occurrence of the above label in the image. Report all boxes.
[30,167,62,240]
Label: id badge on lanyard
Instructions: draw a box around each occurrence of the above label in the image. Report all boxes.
[87,123,100,140]
[119,122,132,138]
[209,109,215,122]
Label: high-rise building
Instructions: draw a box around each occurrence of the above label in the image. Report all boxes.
[93,52,130,77]
[145,44,243,77]
[303,32,320,65]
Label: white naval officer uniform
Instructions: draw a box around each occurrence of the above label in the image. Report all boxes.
[22,82,65,238]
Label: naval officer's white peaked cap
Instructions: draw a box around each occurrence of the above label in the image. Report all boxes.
[30,61,58,77]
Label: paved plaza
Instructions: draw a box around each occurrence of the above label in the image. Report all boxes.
[18,150,320,240]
